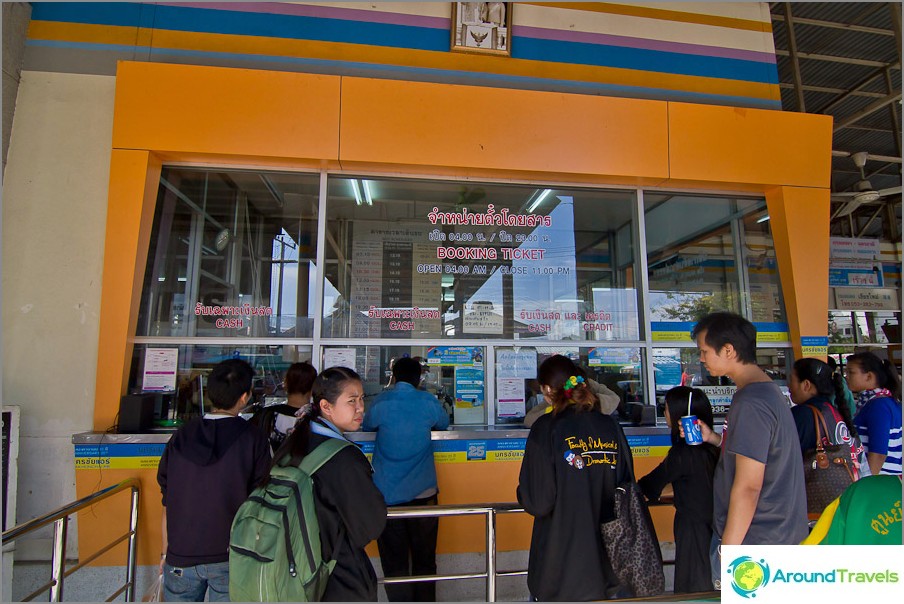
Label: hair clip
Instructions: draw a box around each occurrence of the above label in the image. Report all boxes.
[563,375,585,397]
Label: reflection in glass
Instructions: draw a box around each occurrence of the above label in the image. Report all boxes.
[742,211,787,324]
[645,193,744,325]
[644,194,789,348]
[323,177,639,340]
[137,169,321,338]
[829,310,901,350]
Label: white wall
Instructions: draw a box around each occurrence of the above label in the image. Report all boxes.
[2,70,115,558]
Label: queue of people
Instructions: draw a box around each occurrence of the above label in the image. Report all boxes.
[155,316,903,602]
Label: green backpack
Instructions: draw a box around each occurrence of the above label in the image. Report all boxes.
[229,438,351,602]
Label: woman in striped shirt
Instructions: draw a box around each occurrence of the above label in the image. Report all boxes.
[845,352,902,476]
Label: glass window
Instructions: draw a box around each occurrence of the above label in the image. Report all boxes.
[323,177,640,340]
[654,346,791,421]
[494,346,649,426]
[742,210,787,325]
[829,310,901,348]
[320,345,479,424]
[644,193,788,343]
[126,344,314,425]
[137,168,321,338]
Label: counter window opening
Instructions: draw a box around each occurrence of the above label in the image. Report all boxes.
[131,169,793,427]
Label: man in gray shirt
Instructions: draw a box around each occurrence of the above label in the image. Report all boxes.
[688,313,808,579]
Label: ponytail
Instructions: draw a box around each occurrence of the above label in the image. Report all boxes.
[830,370,858,439]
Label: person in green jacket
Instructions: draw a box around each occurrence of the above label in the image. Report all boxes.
[802,475,902,545]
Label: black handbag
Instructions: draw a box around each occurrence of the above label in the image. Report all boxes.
[600,480,665,598]
[803,404,855,519]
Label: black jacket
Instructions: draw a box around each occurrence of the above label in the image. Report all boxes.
[157,415,271,567]
[308,432,387,602]
[517,406,634,601]
[638,433,719,592]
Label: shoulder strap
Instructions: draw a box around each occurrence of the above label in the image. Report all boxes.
[809,404,831,450]
[300,437,352,476]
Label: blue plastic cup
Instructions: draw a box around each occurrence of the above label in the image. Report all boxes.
[681,415,703,445]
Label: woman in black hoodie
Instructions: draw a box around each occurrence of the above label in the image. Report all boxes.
[517,355,634,601]
[270,366,387,601]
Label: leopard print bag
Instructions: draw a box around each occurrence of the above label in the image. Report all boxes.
[600,480,665,597]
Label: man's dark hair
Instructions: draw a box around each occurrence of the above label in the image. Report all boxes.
[207,359,254,410]
[285,362,317,395]
[392,357,423,387]
[690,312,757,364]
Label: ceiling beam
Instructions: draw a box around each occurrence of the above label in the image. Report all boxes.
[892,2,902,64]
[884,67,902,158]
[771,13,895,36]
[784,3,806,112]
[774,49,900,69]
[857,205,886,237]
[833,91,903,131]
[816,63,899,114]
[779,82,887,99]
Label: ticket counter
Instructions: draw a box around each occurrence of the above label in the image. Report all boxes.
[72,425,675,566]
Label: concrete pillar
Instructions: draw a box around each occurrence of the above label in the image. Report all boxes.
[2,2,31,175]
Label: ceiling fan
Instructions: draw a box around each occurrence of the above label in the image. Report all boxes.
[831,151,902,217]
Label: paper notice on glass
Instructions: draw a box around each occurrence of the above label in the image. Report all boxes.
[143,348,178,392]
[323,348,356,372]
[496,350,537,378]
[496,378,526,418]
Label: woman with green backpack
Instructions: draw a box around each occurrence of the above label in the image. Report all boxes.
[230,366,387,601]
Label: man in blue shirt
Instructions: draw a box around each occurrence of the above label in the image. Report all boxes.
[363,357,450,601]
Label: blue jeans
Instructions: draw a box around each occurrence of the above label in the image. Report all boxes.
[709,534,722,590]
[163,561,230,602]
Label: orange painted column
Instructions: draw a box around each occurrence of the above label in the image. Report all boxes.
[766,186,832,360]
[93,150,162,430]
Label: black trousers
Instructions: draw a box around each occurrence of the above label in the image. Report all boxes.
[377,494,439,602]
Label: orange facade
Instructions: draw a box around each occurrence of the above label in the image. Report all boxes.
[79,61,833,565]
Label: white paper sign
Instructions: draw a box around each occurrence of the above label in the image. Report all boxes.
[496,378,526,418]
[463,301,504,335]
[143,348,178,392]
[834,287,899,311]
[496,350,537,378]
[323,348,356,372]
[829,236,882,260]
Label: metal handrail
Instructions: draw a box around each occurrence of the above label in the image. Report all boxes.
[1,478,140,602]
[381,500,689,602]
[380,502,524,602]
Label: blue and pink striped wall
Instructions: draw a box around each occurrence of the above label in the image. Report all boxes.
[25,2,781,108]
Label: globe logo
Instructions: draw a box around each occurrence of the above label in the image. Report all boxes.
[726,556,770,598]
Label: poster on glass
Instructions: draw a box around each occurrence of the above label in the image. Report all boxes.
[451,2,512,56]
